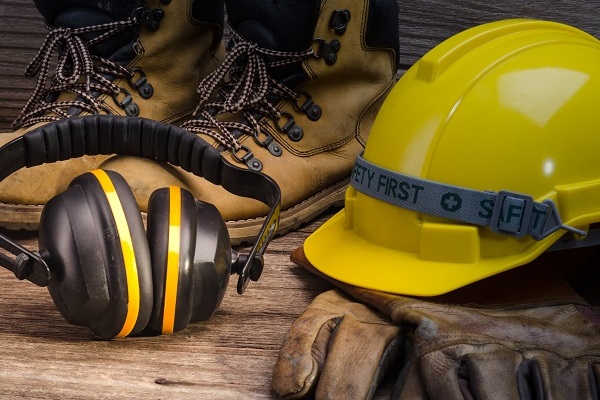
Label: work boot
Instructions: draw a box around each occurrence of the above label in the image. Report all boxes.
[102,0,399,244]
[0,0,225,230]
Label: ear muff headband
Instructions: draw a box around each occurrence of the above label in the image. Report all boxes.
[89,169,141,338]
[0,115,281,293]
[163,186,181,334]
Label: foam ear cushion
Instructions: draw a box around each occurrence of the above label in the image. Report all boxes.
[146,187,197,333]
[38,170,153,339]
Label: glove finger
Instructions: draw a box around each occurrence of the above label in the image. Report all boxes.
[316,315,402,400]
[272,290,400,399]
[516,359,544,400]
[590,363,600,400]
[390,337,432,400]
[459,348,523,399]
[523,353,600,400]
[272,306,339,398]
[415,344,525,400]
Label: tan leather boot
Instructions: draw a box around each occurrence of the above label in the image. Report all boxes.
[0,0,225,230]
[102,0,399,244]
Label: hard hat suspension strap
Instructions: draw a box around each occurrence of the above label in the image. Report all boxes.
[351,152,586,241]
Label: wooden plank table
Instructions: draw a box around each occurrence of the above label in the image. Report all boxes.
[0,1,598,398]
[0,222,333,399]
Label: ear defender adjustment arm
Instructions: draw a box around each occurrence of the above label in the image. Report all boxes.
[0,232,51,286]
[231,251,264,283]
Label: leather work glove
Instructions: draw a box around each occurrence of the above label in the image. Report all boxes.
[272,247,600,400]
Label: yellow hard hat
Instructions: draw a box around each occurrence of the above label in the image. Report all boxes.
[304,19,600,296]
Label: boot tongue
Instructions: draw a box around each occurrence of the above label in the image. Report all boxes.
[226,0,320,52]
[36,1,140,61]
[34,0,141,24]
[226,0,320,85]
[54,8,137,61]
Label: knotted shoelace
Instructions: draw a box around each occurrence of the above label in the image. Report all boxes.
[181,30,314,162]
[12,16,139,129]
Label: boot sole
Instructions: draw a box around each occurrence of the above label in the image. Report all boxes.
[0,177,349,245]
[0,203,43,231]
[226,177,348,246]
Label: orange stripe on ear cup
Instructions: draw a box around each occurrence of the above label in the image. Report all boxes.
[90,169,140,338]
[162,186,181,334]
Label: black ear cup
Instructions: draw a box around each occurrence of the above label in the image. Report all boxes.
[38,171,233,338]
[146,187,232,333]
[146,187,197,333]
[38,170,154,339]
[188,200,232,322]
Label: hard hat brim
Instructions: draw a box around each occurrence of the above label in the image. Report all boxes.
[304,209,537,296]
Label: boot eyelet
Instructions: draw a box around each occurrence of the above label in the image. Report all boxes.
[254,132,283,157]
[232,145,263,171]
[287,125,304,142]
[135,7,164,31]
[276,112,304,141]
[247,158,263,171]
[330,40,341,52]
[275,112,304,142]
[128,68,154,99]
[133,40,144,55]
[268,142,283,157]
[139,85,154,99]
[312,38,341,66]
[112,87,140,116]
[294,92,322,121]
[275,112,296,133]
[307,105,322,121]
[330,9,351,35]
[126,104,140,116]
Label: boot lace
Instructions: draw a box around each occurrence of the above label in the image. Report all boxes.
[182,29,314,167]
[12,16,139,129]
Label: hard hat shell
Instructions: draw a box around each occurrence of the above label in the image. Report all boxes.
[304,19,600,296]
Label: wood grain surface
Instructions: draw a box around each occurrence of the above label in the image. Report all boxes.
[0,221,334,399]
[0,0,598,399]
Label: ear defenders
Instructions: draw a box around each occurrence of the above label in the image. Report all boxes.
[0,115,280,339]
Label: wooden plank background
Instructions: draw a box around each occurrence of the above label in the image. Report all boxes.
[0,0,598,399]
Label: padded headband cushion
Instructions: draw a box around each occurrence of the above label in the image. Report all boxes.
[146,187,197,334]
[39,170,153,339]
[5,116,279,209]
[20,116,224,186]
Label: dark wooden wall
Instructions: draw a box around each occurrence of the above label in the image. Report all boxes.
[396,0,600,67]
[0,1,46,130]
[0,1,598,399]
